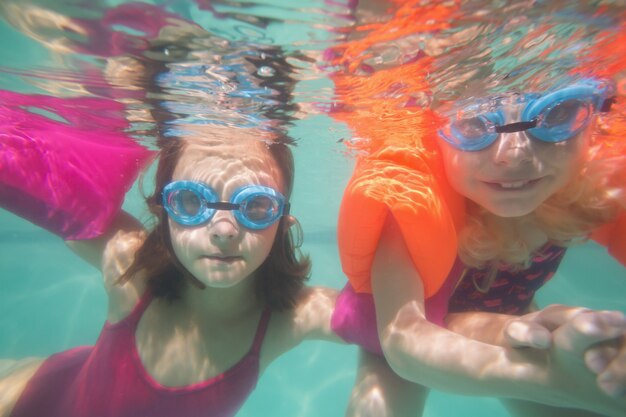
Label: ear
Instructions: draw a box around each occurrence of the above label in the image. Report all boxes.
[284,215,304,248]
[285,214,297,227]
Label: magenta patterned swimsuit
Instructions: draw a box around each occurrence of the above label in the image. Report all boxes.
[447,244,568,315]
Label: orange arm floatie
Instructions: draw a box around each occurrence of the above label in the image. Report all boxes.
[331,1,464,297]
[337,145,464,298]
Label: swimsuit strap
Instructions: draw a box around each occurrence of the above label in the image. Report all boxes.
[249,307,272,356]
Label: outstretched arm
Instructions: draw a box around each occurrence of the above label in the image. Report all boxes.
[259,285,344,371]
[371,215,626,415]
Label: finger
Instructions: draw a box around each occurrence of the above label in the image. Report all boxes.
[503,305,587,348]
[597,373,626,398]
[554,310,626,355]
[585,344,619,374]
[531,305,591,331]
[505,320,552,349]
[596,340,626,398]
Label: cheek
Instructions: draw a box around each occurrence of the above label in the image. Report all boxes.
[168,220,197,260]
[245,225,279,261]
[440,145,481,197]
[544,137,588,184]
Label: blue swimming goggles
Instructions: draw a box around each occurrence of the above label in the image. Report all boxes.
[162,181,289,229]
[438,79,615,151]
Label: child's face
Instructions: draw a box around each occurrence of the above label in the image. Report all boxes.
[438,102,591,217]
[167,135,285,289]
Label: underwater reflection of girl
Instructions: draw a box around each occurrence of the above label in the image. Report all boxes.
[1,129,341,417]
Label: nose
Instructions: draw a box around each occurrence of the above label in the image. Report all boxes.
[207,211,239,243]
[492,131,533,166]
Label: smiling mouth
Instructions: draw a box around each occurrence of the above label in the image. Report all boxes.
[483,178,543,190]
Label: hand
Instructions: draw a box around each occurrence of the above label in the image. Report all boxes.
[505,305,626,398]
[505,305,625,348]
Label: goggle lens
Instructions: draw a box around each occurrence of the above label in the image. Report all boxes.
[543,99,590,129]
[452,117,489,140]
[529,98,592,143]
[241,195,280,223]
[170,189,204,218]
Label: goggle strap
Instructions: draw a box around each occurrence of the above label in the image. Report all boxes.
[600,97,616,113]
[205,201,290,216]
[495,119,537,134]
[206,202,240,210]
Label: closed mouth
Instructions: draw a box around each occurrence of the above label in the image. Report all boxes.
[202,255,242,263]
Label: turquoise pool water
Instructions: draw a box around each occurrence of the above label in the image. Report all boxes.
[1,2,625,417]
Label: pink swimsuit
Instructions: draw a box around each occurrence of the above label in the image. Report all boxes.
[11,293,271,417]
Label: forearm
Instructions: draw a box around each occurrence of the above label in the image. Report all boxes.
[65,210,145,270]
[379,301,549,399]
[380,303,626,416]
[445,311,513,345]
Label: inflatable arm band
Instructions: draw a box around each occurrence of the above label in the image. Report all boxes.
[0,91,154,240]
[337,148,464,298]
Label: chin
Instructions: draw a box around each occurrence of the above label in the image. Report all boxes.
[205,277,248,289]
[480,198,543,218]
[493,208,535,218]
[189,270,246,289]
